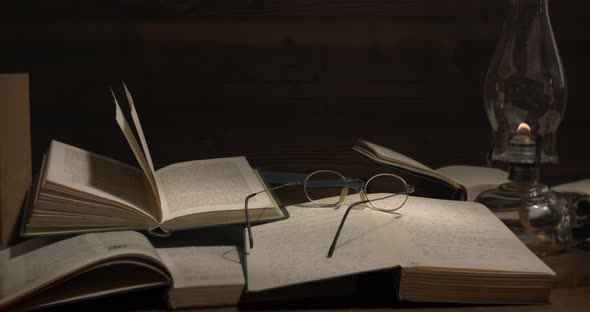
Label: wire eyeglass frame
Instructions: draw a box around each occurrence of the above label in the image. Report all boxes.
[244,170,415,258]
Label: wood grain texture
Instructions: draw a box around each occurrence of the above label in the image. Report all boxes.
[0,1,589,186]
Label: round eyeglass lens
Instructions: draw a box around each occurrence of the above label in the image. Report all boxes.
[364,174,409,211]
[304,170,347,206]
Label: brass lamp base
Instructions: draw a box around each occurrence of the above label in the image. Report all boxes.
[475,165,572,256]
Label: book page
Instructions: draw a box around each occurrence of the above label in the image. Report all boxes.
[393,197,554,274]
[123,83,157,174]
[435,166,509,201]
[12,263,168,312]
[551,179,590,195]
[358,140,433,172]
[157,246,244,289]
[0,231,164,308]
[156,157,272,221]
[44,140,158,219]
[246,197,401,292]
[354,140,461,189]
[246,195,554,292]
[113,90,161,218]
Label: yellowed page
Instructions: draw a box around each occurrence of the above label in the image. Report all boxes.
[392,196,554,275]
[44,140,157,219]
[113,91,161,219]
[156,157,272,222]
[246,196,401,292]
[123,83,157,175]
[0,231,164,309]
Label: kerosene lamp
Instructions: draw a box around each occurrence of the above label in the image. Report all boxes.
[475,0,571,255]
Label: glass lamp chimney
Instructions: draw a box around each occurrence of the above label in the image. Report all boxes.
[484,0,567,164]
[476,0,574,256]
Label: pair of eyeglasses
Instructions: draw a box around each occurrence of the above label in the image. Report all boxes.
[244,170,415,258]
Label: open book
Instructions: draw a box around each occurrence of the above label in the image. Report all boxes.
[23,85,285,236]
[354,139,502,200]
[245,196,556,304]
[0,229,246,311]
[355,139,590,205]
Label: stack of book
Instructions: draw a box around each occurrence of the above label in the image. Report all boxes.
[6,83,587,310]
[1,195,559,310]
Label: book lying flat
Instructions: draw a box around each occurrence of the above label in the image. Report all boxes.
[0,230,246,311]
[23,85,285,236]
[245,195,556,304]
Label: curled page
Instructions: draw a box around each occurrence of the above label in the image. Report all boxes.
[112,89,161,218]
[123,83,157,174]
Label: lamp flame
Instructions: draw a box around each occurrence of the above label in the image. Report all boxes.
[517,122,532,135]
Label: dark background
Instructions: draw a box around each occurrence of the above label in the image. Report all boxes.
[1,0,589,187]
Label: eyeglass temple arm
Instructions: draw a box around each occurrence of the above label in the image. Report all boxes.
[244,193,258,249]
[327,199,371,258]
[245,182,302,249]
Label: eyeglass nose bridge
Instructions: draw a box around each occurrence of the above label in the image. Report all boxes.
[338,178,364,207]
[342,179,369,209]
[345,178,365,192]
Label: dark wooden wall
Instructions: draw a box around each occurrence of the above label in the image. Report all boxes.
[2,0,589,186]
